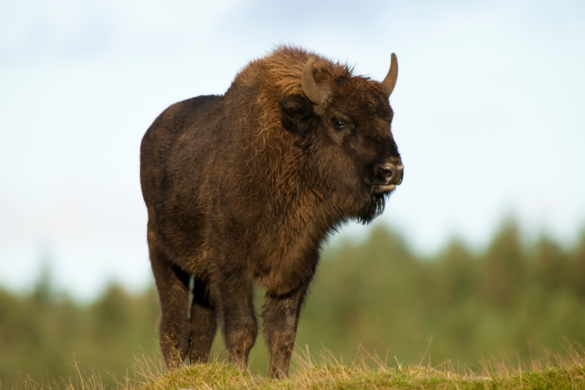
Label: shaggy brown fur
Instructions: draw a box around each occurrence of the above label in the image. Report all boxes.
[140,45,403,378]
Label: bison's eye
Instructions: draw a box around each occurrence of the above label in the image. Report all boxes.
[332,119,347,130]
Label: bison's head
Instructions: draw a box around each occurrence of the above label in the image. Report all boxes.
[279,54,404,223]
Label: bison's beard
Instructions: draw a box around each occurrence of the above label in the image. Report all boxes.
[356,193,387,224]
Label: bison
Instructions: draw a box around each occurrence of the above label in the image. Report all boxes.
[140,46,403,378]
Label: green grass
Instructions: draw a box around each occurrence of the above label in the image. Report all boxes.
[17,344,585,390]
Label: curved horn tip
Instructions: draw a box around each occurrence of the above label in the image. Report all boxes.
[302,55,328,105]
[381,52,399,96]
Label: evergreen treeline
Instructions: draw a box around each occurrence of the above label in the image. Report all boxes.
[0,278,161,388]
[1,220,585,387]
[298,221,585,367]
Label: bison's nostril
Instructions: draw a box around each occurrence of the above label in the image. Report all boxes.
[377,164,403,185]
[381,168,393,182]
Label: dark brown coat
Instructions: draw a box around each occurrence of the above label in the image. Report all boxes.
[140,46,403,378]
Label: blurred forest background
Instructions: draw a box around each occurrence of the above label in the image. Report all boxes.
[2,219,585,388]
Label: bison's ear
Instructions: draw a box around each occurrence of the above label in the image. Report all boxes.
[279,95,314,135]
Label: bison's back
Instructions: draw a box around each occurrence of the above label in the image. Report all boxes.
[140,94,225,274]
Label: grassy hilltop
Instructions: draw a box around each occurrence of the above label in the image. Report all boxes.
[137,352,585,390]
[19,346,585,390]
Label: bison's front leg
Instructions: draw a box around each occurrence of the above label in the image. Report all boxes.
[262,282,310,378]
[211,265,258,370]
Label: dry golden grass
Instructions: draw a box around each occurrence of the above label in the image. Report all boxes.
[15,343,585,390]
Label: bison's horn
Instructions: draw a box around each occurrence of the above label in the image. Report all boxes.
[381,53,398,96]
[302,56,328,106]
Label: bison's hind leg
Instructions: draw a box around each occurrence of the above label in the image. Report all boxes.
[189,276,217,363]
[149,238,192,369]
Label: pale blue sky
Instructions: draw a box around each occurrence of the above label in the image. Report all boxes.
[1,0,584,299]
